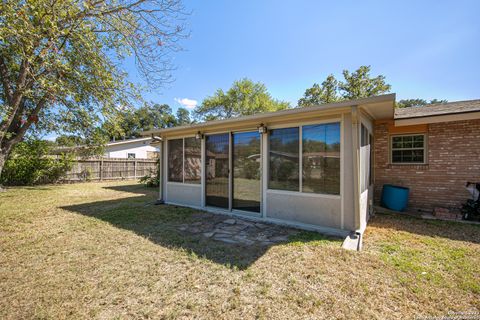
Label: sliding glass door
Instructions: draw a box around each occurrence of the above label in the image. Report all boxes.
[205,131,261,213]
[232,132,261,213]
[205,133,230,208]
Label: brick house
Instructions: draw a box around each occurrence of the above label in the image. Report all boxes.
[374,99,480,214]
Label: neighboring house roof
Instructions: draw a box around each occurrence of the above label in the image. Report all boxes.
[106,137,152,146]
[394,99,480,126]
[52,137,154,154]
[395,99,480,119]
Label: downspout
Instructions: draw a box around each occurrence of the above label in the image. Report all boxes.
[351,106,362,245]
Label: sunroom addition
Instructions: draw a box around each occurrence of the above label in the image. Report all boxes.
[144,94,395,237]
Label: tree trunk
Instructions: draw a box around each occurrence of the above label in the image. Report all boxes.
[0,151,6,192]
[0,141,15,191]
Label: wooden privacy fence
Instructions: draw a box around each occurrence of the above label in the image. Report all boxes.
[61,158,158,182]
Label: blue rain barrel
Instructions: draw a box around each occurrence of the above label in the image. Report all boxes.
[381,184,409,212]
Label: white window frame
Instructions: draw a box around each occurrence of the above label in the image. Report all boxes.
[390,133,427,165]
[266,118,342,197]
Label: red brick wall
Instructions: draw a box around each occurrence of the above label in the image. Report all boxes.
[373,119,480,213]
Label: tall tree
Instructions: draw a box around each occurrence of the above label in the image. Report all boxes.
[338,65,391,100]
[428,99,448,105]
[298,75,339,107]
[0,0,187,184]
[147,104,177,130]
[298,66,391,107]
[176,107,191,125]
[194,78,290,121]
[103,103,177,140]
[397,99,448,108]
[396,99,427,108]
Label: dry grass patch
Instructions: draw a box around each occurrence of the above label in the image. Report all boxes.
[0,181,479,319]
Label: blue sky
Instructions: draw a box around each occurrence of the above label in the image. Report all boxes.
[128,0,480,113]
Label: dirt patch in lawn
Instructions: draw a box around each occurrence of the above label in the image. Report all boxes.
[0,181,479,319]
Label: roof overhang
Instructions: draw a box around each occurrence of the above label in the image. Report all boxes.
[142,93,396,138]
[358,98,395,121]
[395,110,480,126]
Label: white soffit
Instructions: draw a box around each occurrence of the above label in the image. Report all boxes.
[359,101,395,120]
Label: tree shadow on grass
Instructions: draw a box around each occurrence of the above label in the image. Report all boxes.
[368,212,480,245]
[9,185,55,191]
[61,186,336,269]
[102,184,154,196]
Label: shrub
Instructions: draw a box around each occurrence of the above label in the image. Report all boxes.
[140,159,160,187]
[1,140,73,186]
[243,160,260,180]
[461,199,480,221]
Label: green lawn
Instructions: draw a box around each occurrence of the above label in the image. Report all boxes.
[0,181,479,319]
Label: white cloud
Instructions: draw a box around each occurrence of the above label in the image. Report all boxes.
[174,98,198,110]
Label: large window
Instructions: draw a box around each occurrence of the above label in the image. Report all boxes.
[268,127,299,191]
[268,122,341,195]
[168,137,201,184]
[360,123,372,192]
[391,134,425,164]
[302,123,340,195]
[184,137,201,183]
[168,139,183,182]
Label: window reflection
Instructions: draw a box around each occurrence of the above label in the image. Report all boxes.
[302,123,340,195]
[205,134,230,208]
[268,127,299,191]
[233,131,261,212]
[167,139,183,182]
[184,137,201,184]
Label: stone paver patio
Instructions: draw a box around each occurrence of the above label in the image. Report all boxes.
[177,212,301,246]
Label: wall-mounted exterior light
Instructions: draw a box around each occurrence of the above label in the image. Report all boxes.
[195,131,204,140]
[151,135,162,142]
[258,124,267,134]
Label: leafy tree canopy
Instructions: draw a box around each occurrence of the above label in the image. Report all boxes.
[55,103,192,146]
[194,78,290,121]
[298,66,391,107]
[397,99,448,108]
[176,107,191,126]
[0,0,187,180]
[102,103,182,140]
[298,75,339,107]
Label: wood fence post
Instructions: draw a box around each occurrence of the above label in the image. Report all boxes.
[134,160,137,178]
[100,159,104,181]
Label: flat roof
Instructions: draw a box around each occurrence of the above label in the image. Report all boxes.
[51,137,153,153]
[394,99,480,119]
[142,93,396,137]
[106,137,151,146]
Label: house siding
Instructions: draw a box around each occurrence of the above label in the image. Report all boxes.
[265,191,341,229]
[374,119,480,212]
[106,140,158,159]
[166,183,202,207]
